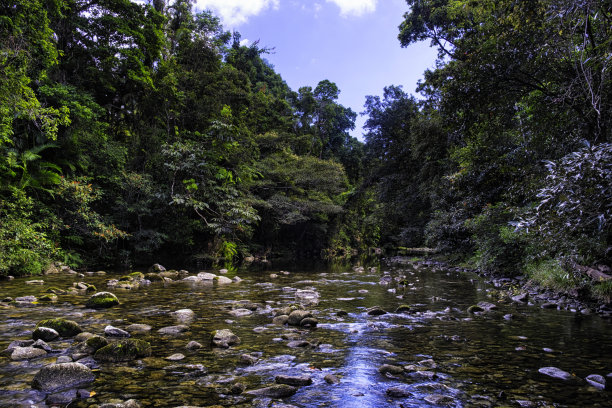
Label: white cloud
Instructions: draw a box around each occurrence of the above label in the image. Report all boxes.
[325,0,377,16]
[195,0,279,27]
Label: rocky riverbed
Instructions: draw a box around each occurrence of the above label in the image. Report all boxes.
[1,260,611,407]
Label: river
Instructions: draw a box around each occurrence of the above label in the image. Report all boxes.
[1,259,611,407]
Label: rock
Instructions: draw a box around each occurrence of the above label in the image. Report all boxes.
[219,268,229,274]
[39,294,58,302]
[395,305,411,313]
[15,295,37,305]
[232,276,242,283]
[105,325,130,338]
[126,324,152,334]
[47,389,77,405]
[239,354,258,365]
[6,339,34,352]
[37,318,82,337]
[379,364,404,376]
[245,384,297,398]
[159,270,179,280]
[211,329,240,348]
[324,374,340,384]
[275,375,313,386]
[424,395,456,406]
[477,301,498,311]
[94,339,152,362]
[300,317,318,328]
[197,272,216,280]
[229,308,253,317]
[26,280,45,285]
[214,276,233,284]
[512,293,529,303]
[386,386,412,398]
[166,353,185,361]
[538,366,575,381]
[173,309,196,323]
[158,325,189,335]
[11,346,47,360]
[32,363,95,393]
[467,305,484,314]
[229,382,246,395]
[541,302,558,309]
[33,327,60,342]
[287,340,311,348]
[295,289,320,306]
[32,339,54,353]
[287,310,312,326]
[585,374,606,390]
[367,306,387,316]
[149,263,166,273]
[56,356,73,363]
[145,273,164,282]
[186,341,203,350]
[86,292,120,309]
[273,315,289,325]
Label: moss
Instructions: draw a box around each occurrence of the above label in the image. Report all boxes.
[45,287,66,294]
[36,318,82,337]
[129,272,145,280]
[85,284,96,293]
[85,335,109,352]
[395,304,411,313]
[38,294,58,302]
[94,339,152,362]
[118,275,133,282]
[85,292,119,309]
[145,273,164,282]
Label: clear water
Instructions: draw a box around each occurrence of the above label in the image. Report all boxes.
[1,261,611,407]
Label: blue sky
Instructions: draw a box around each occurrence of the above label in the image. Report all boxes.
[194,0,437,139]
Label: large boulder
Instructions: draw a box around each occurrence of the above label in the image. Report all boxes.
[211,329,240,348]
[11,346,47,360]
[36,318,82,337]
[287,310,312,326]
[86,292,120,309]
[32,363,95,393]
[94,339,152,362]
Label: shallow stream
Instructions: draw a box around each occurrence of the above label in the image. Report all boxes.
[1,260,611,407]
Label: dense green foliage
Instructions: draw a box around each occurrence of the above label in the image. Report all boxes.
[2,0,611,304]
[0,0,361,275]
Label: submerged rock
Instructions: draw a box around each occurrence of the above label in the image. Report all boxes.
[32,363,95,393]
[94,339,152,362]
[367,306,387,316]
[37,318,82,337]
[379,364,404,376]
[172,309,196,323]
[386,386,413,398]
[86,292,120,309]
[211,329,240,348]
[245,384,297,398]
[295,289,320,306]
[186,341,203,350]
[287,310,311,326]
[126,324,152,334]
[538,366,575,381]
[158,325,189,335]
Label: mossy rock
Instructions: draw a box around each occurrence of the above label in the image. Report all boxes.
[145,273,164,282]
[118,275,133,282]
[85,335,109,352]
[39,294,58,302]
[395,304,411,313]
[86,292,120,309]
[94,339,152,362]
[36,318,82,337]
[467,305,484,314]
[85,284,96,293]
[45,287,66,295]
[128,272,145,280]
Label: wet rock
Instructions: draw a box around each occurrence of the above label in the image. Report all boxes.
[186,341,203,350]
[211,329,240,348]
[159,270,179,280]
[32,339,54,353]
[158,325,189,335]
[395,305,411,313]
[287,340,311,348]
[379,364,404,376]
[149,263,166,273]
[166,353,185,361]
[512,293,529,303]
[324,374,340,384]
[239,354,258,365]
[219,268,229,274]
[214,275,233,285]
[47,389,77,405]
[295,289,320,306]
[26,279,45,285]
[273,315,289,325]
[94,339,152,362]
[230,382,246,395]
[126,324,152,334]
[538,366,575,381]
[37,318,82,337]
[11,346,47,360]
[477,301,498,311]
[173,309,196,323]
[86,292,120,309]
[104,325,130,338]
[229,308,253,317]
[33,327,60,342]
[367,306,387,316]
[300,317,318,328]
[245,384,297,398]
[39,294,58,302]
[541,302,558,309]
[232,276,242,283]
[145,273,164,282]
[5,339,34,353]
[467,305,484,314]
[197,272,216,280]
[99,399,141,408]
[56,355,73,363]
[585,374,606,390]
[15,295,38,305]
[424,394,456,406]
[287,310,312,326]
[275,375,312,386]
[32,363,95,392]
[386,386,412,398]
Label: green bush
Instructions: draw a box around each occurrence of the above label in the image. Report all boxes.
[525,259,582,292]
[0,191,57,277]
